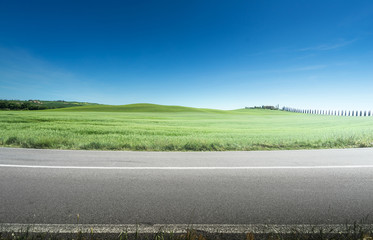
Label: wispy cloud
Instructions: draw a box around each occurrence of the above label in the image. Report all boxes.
[298,39,357,51]
[0,47,96,100]
[260,65,327,74]
[282,65,327,72]
[229,65,327,78]
[247,47,291,57]
[0,49,72,84]
[0,48,75,86]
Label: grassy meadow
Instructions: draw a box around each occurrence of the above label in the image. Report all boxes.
[1,103,373,151]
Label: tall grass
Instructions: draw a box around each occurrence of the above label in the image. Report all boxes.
[1,107,373,151]
[1,223,373,240]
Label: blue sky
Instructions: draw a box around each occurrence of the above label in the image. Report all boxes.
[1,0,372,110]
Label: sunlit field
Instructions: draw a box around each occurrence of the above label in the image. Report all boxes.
[1,104,373,151]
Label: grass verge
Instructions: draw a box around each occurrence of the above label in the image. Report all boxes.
[1,223,373,240]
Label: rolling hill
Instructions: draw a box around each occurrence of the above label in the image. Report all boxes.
[51,103,288,115]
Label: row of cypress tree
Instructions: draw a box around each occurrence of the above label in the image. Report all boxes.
[282,107,372,116]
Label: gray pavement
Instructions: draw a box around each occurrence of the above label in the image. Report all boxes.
[1,147,373,225]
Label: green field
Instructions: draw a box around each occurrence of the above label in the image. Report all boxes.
[1,103,373,151]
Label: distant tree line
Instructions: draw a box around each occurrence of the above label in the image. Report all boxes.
[1,99,97,110]
[0,100,48,110]
[245,105,280,110]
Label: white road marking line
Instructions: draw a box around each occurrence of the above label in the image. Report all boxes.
[1,164,373,170]
[1,223,372,234]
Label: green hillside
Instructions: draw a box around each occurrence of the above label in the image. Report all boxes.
[51,103,288,115]
[52,103,230,113]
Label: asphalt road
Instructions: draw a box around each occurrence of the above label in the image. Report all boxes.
[1,147,373,225]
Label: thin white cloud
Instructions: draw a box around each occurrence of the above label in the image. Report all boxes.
[0,47,98,100]
[224,64,329,80]
[298,39,357,51]
[282,65,327,72]
[251,65,327,74]
[0,47,76,86]
[247,47,291,57]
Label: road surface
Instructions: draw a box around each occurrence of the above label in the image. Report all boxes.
[1,147,373,225]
